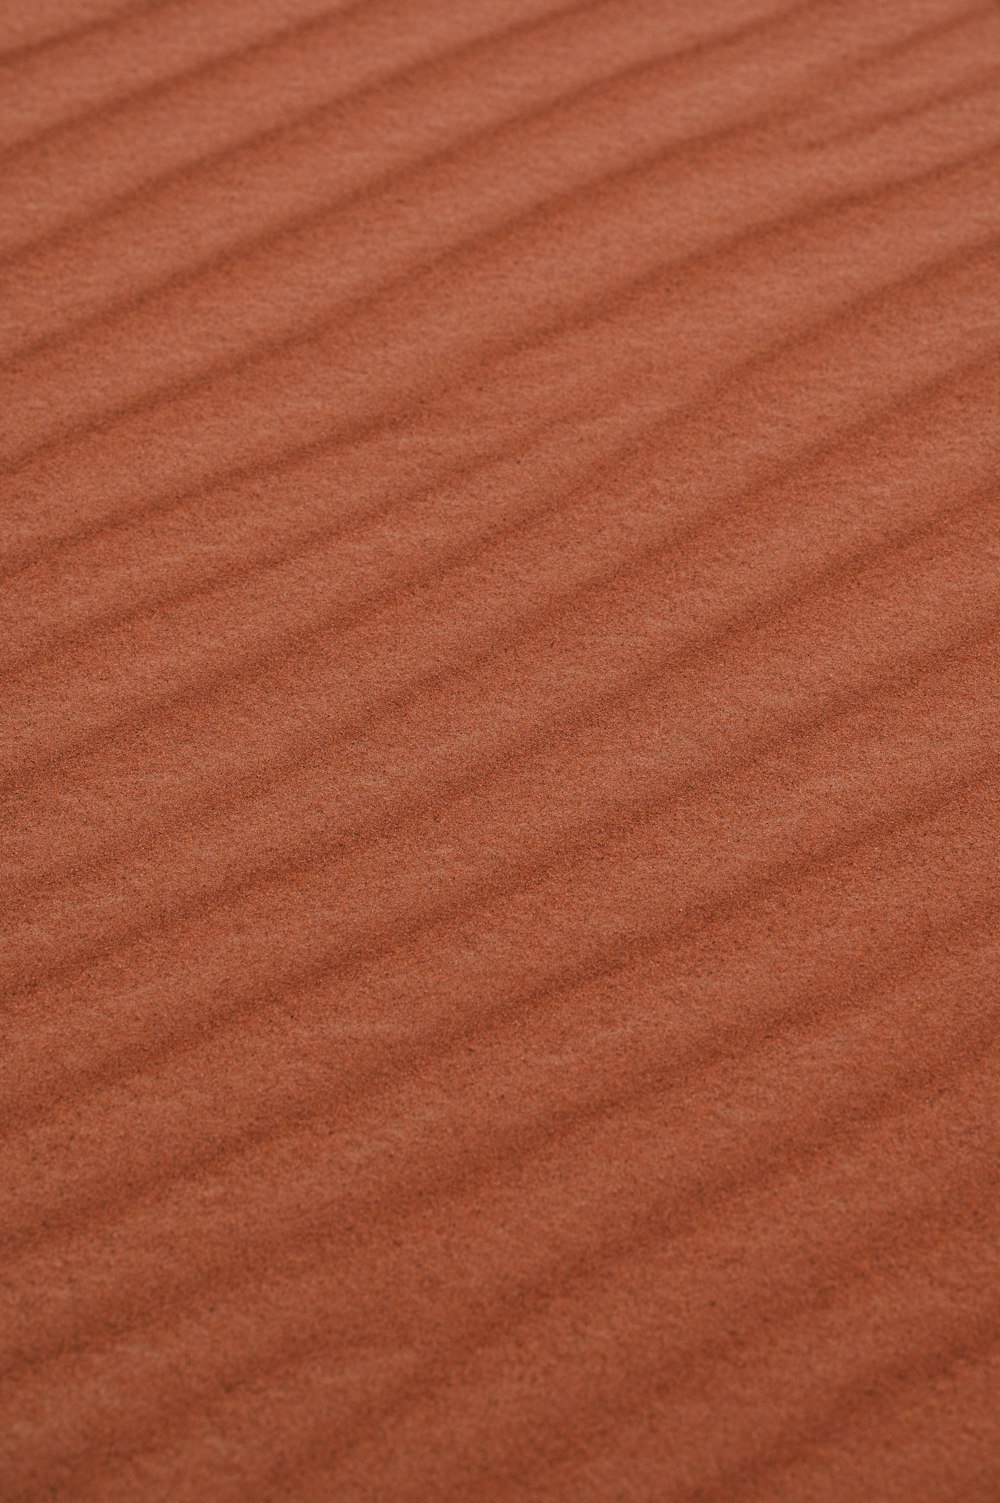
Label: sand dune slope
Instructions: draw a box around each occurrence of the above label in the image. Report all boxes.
[1,0,999,1498]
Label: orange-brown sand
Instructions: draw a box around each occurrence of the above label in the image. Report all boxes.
[1,1,999,1498]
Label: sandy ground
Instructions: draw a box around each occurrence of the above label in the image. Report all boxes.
[1,1,999,1498]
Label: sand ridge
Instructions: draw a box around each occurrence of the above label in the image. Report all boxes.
[1,0,999,1498]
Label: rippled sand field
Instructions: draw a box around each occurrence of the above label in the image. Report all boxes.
[2,1,999,1499]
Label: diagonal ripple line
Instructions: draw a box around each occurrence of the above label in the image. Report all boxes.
[6,192,998,689]
[4,5,998,1494]
[5,841,992,1448]
[0,0,378,162]
[4,783,996,1353]
[3,118,996,587]
[3,382,996,1072]
[1,324,991,929]
[4,588,994,1169]
[0,0,809,272]
[53,976,999,1496]
[0,0,170,69]
[4,0,970,472]
[4,169,997,794]
[3,318,995,936]
[6,897,990,1383]
[0,0,822,449]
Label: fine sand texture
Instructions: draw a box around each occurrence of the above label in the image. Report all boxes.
[2,1,999,1499]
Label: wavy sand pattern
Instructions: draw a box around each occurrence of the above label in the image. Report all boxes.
[2,0,999,1498]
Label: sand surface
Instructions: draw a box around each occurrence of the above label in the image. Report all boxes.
[2,1,999,1498]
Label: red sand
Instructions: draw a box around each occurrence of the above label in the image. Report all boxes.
[1,1,999,1498]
